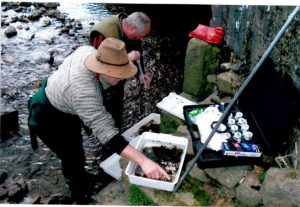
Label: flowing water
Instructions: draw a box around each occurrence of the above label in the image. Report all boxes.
[1,2,186,204]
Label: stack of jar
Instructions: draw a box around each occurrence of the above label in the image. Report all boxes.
[225,111,253,143]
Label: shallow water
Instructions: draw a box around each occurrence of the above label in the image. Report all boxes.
[1,2,185,204]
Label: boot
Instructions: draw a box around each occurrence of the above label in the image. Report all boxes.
[65,177,96,204]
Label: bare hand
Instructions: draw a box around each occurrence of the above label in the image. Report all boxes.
[128,50,141,61]
[139,73,152,89]
[120,145,170,180]
[140,158,171,180]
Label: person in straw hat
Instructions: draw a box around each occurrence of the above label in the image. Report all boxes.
[28,37,170,204]
[89,12,152,129]
[90,12,151,85]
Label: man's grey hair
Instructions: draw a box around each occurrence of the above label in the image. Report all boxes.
[125,12,151,33]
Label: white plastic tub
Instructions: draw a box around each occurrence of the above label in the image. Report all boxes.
[100,153,122,180]
[122,113,160,142]
[100,113,160,180]
[125,132,188,191]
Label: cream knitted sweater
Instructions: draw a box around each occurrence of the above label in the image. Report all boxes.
[45,46,119,144]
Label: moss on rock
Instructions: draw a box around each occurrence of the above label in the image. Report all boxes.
[183,38,221,100]
[159,111,184,134]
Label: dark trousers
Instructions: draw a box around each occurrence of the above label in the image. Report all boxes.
[28,81,87,190]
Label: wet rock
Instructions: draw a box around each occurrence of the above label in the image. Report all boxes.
[56,14,66,22]
[187,161,210,183]
[43,3,59,9]
[14,6,23,12]
[10,15,18,23]
[231,62,243,72]
[175,192,198,206]
[205,165,250,189]
[41,18,51,27]
[60,26,69,33]
[24,165,42,179]
[47,9,59,18]
[65,22,73,29]
[210,93,222,104]
[260,168,300,207]
[0,170,8,184]
[68,29,75,36]
[30,51,52,64]
[235,171,263,206]
[207,71,240,95]
[0,185,8,200]
[47,194,73,204]
[16,25,23,30]
[4,26,17,38]
[8,179,28,203]
[20,32,35,41]
[1,6,8,12]
[2,20,10,27]
[95,181,128,205]
[32,195,42,204]
[175,125,193,155]
[0,100,19,140]
[19,2,33,7]
[74,22,83,30]
[28,8,46,21]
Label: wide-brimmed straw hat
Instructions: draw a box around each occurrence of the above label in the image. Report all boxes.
[85,38,137,79]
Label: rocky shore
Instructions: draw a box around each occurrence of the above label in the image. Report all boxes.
[1,2,184,204]
[1,2,300,206]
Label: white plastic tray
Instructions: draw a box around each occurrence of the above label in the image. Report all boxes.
[99,137,140,180]
[156,92,196,120]
[125,132,188,191]
[100,113,160,180]
[122,113,160,142]
[100,153,122,180]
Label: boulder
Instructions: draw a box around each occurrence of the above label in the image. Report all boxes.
[1,100,19,139]
[260,168,300,207]
[205,165,250,189]
[4,26,17,38]
[235,171,263,206]
[183,38,221,100]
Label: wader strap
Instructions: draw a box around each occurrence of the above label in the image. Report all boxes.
[29,126,38,150]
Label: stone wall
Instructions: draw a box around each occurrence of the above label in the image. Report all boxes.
[210,5,300,91]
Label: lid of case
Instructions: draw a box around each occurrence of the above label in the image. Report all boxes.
[237,59,300,155]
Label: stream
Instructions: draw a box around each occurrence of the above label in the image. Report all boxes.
[1,2,193,204]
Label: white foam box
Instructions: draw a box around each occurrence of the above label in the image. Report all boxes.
[125,132,188,191]
[156,92,196,120]
[122,113,160,142]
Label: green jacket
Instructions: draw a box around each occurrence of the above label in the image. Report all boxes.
[89,13,126,43]
[89,13,145,76]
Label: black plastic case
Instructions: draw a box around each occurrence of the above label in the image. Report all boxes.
[183,60,300,169]
[183,104,262,169]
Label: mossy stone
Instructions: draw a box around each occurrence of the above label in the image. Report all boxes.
[159,111,184,134]
[183,38,221,100]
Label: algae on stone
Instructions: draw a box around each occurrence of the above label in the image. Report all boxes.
[183,38,221,100]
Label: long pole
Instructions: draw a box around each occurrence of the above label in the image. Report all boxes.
[173,6,300,192]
